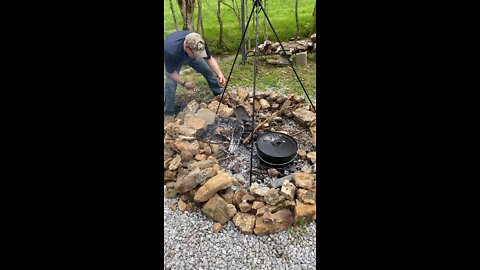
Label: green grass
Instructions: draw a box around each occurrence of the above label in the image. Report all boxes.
[164,0,316,54]
[177,52,316,103]
[287,217,309,235]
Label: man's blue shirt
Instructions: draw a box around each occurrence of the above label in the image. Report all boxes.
[164,30,211,73]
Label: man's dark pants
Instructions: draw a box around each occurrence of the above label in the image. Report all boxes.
[164,58,223,116]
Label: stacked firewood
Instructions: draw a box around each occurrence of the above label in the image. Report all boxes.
[256,33,316,56]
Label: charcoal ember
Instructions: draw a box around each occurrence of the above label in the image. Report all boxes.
[231,163,241,174]
[255,174,265,181]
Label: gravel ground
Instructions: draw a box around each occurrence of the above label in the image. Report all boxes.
[164,186,317,270]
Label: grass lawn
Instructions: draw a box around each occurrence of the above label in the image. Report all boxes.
[164,0,316,54]
[176,53,317,104]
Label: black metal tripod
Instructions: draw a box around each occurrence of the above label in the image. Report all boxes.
[213,0,316,185]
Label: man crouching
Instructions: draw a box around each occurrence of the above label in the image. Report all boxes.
[164,31,226,117]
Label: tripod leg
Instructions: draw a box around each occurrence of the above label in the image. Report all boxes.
[258,3,317,112]
[214,5,256,116]
[249,0,261,187]
[206,4,257,146]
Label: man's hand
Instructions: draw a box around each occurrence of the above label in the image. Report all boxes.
[217,74,226,87]
[184,81,195,90]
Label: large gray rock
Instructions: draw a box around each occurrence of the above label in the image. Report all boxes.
[292,172,315,190]
[264,188,285,206]
[194,172,233,202]
[239,202,252,213]
[233,189,249,207]
[183,116,206,131]
[168,155,182,171]
[233,212,256,234]
[167,140,200,162]
[280,181,296,200]
[184,100,199,114]
[164,170,177,182]
[293,108,316,125]
[208,101,233,117]
[297,189,316,204]
[174,167,201,193]
[254,209,294,235]
[237,87,249,100]
[220,188,234,204]
[196,167,217,185]
[295,199,316,222]
[307,151,316,163]
[187,160,214,171]
[270,175,293,188]
[259,99,270,109]
[195,108,216,125]
[202,194,232,224]
[250,182,271,196]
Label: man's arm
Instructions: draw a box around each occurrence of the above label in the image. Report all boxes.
[166,70,195,89]
[205,57,226,86]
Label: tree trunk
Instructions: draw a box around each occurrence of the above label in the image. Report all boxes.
[217,0,224,47]
[220,1,242,36]
[177,0,195,31]
[263,0,268,41]
[197,0,205,36]
[169,0,179,31]
[234,0,242,33]
[251,1,255,46]
[311,3,316,34]
[295,0,299,41]
[246,0,250,51]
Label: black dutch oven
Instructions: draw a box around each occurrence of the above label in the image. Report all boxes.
[255,132,298,166]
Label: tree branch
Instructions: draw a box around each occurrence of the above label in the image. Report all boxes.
[220,0,235,11]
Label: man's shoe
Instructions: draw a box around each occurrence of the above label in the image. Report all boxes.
[213,88,224,96]
[164,111,175,118]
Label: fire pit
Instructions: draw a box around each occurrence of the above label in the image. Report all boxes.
[164,88,316,235]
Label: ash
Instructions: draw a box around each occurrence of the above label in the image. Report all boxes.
[197,117,240,143]
[216,117,315,189]
[281,118,316,152]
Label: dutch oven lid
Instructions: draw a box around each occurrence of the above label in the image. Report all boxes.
[256,132,298,158]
